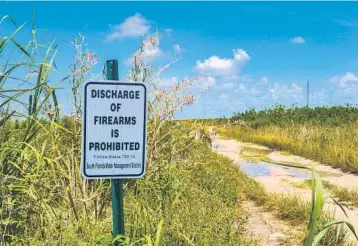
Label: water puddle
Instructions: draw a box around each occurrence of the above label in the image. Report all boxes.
[241,162,272,177]
[240,162,312,179]
[285,166,312,179]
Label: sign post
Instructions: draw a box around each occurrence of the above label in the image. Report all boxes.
[107,60,125,240]
[81,59,147,242]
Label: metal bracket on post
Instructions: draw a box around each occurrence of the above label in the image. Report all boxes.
[106,60,125,242]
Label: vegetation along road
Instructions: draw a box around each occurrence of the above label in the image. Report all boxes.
[211,130,358,245]
[2,9,358,245]
[203,105,358,246]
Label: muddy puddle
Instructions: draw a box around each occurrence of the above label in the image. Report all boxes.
[240,162,312,179]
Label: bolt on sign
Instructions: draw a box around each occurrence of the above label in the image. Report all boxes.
[81,81,147,179]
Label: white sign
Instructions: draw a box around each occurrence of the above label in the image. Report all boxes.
[81,81,147,179]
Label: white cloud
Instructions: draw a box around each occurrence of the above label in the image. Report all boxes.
[330,72,358,99]
[312,90,325,101]
[238,75,254,82]
[222,82,235,89]
[290,36,306,44]
[329,76,339,83]
[222,75,239,81]
[236,83,247,93]
[124,56,134,66]
[268,83,303,100]
[124,46,162,66]
[173,44,182,54]
[157,77,178,88]
[236,84,265,97]
[232,78,305,108]
[260,76,269,84]
[330,72,358,88]
[158,76,216,90]
[219,94,229,102]
[165,28,173,36]
[125,36,162,65]
[341,88,357,98]
[197,76,216,89]
[231,75,268,97]
[222,74,253,83]
[106,13,150,41]
[291,83,303,93]
[194,49,250,76]
[249,87,265,97]
[143,45,163,61]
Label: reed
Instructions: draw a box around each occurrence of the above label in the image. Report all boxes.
[0,16,253,245]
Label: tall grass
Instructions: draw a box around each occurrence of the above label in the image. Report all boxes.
[0,16,254,245]
[216,105,358,245]
[3,14,357,246]
[218,105,358,172]
[219,122,358,173]
[232,104,358,127]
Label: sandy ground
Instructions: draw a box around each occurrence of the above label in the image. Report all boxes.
[242,200,301,246]
[211,135,358,245]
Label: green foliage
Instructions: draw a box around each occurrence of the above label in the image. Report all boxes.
[0,118,254,245]
[303,170,324,246]
[231,104,358,128]
[219,123,358,173]
[0,17,254,245]
[322,181,358,207]
[218,104,358,245]
[124,137,253,245]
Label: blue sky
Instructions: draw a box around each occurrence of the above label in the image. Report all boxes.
[1,1,358,119]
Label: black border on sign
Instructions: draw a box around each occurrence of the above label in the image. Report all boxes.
[83,81,147,178]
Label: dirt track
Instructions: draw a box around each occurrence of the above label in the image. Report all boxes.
[211,135,358,246]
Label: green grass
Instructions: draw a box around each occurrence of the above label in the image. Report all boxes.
[218,127,358,245]
[280,151,292,156]
[231,104,358,127]
[0,16,259,245]
[282,178,311,189]
[1,116,257,245]
[307,180,358,207]
[239,146,274,163]
[261,181,358,246]
[215,105,358,173]
[241,146,273,156]
[219,124,358,174]
[327,185,358,207]
[239,146,342,179]
[2,14,358,246]
[1,118,258,245]
[237,174,354,246]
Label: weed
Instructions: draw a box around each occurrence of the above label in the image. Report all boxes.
[0,16,254,245]
[322,181,358,207]
[219,123,358,174]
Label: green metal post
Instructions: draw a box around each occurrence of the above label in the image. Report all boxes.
[106,60,125,241]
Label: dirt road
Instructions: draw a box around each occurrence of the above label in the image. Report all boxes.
[211,135,358,246]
